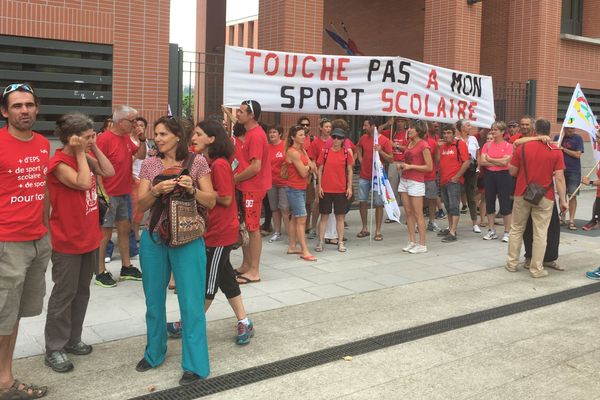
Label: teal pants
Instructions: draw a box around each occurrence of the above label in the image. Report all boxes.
[139,230,210,378]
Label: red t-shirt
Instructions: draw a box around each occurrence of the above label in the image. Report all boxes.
[317,148,354,193]
[286,148,308,190]
[0,127,49,241]
[403,139,430,182]
[358,134,393,180]
[48,150,102,254]
[423,134,438,181]
[96,130,138,196]
[509,132,523,144]
[236,125,272,192]
[510,142,565,201]
[231,136,249,174]
[391,130,408,162]
[269,141,287,187]
[379,129,392,140]
[481,140,513,171]
[204,158,239,247]
[308,136,327,160]
[439,140,469,186]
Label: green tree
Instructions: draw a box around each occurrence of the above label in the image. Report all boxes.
[182,93,194,118]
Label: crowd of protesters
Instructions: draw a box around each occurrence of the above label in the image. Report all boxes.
[1,82,599,399]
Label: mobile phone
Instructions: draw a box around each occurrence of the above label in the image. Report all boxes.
[231,158,239,171]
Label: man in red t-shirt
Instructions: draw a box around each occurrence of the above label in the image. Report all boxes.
[436,124,470,242]
[356,118,393,240]
[506,118,568,278]
[233,100,271,284]
[95,105,147,288]
[0,83,51,398]
[509,116,534,145]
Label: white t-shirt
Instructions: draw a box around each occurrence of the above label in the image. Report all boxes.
[466,135,479,160]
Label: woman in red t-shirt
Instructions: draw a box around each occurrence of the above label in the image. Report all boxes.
[165,120,254,345]
[285,126,316,261]
[397,120,433,254]
[266,125,289,243]
[315,128,354,253]
[44,113,115,372]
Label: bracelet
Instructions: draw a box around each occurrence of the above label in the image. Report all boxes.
[590,180,595,186]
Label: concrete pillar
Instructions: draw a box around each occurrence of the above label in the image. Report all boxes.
[506,0,561,123]
[195,0,226,122]
[423,0,482,74]
[258,0,324,129]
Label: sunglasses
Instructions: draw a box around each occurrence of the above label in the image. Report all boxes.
[300,123,310,127]
[332,136,344,140]
[243,100,254,115]
[3,83,34,97]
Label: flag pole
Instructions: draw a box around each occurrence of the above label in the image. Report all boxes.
[556,126,565,147]
[567,160,600,203]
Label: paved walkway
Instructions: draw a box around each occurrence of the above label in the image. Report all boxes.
[15,190,598,359]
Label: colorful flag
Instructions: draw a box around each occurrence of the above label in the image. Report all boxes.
[341,22,364,56]
[324,28,354,56]
[562,83,600,161]
[372,127,401,222]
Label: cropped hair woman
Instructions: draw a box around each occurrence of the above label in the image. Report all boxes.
[285,126,316,261]
[136,117,216,385]
[479,121,513,242]
[44,113,115,373]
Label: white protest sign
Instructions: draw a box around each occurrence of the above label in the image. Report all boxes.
[224,46,495,128]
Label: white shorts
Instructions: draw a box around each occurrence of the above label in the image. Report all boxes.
[398,178,425,197]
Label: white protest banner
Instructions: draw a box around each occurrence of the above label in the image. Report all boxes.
[223,46,495,128]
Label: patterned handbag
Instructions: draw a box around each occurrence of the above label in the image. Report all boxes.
[149,154,208,247]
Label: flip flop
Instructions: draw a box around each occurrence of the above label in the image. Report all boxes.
[234,269,243,276]
[374,233,383,241]
[286,250,302,255]
[356,230,370,238]
[300,255,317,262]
[236,275,261,284]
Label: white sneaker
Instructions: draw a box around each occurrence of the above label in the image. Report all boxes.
[502,232,509,243]
[408,244,428,254]
[402,242,416,252]
[269,232,282,243]
[483,229,498,240]
[472,224,481,233]
[104,257,111,263]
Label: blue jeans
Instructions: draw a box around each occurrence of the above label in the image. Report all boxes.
[106,195,139,258]
[286,188,307,217]
[139,230,210,377]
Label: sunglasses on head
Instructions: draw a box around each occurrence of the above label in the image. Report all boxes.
[3,83,34,97]
[243,100,254,115]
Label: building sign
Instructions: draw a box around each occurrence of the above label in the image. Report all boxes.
[224,46,495,128]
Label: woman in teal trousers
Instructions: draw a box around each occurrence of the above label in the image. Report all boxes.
[136,117,216,385]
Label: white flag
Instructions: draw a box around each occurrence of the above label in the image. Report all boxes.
[562,84,600,161]
[372,127,401,222]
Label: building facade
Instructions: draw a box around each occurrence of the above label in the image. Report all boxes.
[0,0,171,134]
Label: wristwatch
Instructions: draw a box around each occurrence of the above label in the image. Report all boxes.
[589,180,595,186]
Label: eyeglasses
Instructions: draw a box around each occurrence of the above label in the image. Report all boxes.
[332,136,344,140]
[243,100,254,115]
[3,83,34,97]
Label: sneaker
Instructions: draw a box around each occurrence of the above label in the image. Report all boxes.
[269,232,282,243]
[502,232,510,243]
[483,229,498,240]
[436,228,450,237]
[586,267,600,280]
[427,221,441,232]
[104,256,111,263]
[436,210,446,219]
[179,371,202,386]
[460,206,468,214]
[64,341,92,355]
[408,244,428,254]
[402,242,416,252]
[95,271,117,288]
[44,351,73,373]
[307,229,317,240]
[441,233,457,242]
[120,265,142,281]
[167,321,183,339]
[472,224,481,233]
[582,221,598,231]
[236,319,254,345]
[135,358,153,372]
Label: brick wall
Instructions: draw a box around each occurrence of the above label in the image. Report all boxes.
[480,0,509,82]
[0,0,170,127]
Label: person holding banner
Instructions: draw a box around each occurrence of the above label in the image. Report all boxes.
[398,120,433,254]
[356,118,393,241]
[553,127,584,230]
[315,128,354,253]
[284,126,316,261]
[233,100,272,285]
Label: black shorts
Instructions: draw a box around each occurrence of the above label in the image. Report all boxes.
[205,245,240,300]
[319,193,347,215]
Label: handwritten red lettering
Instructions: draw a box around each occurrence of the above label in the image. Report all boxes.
[246,50,262,74]
[337,58,349,81]
[264,53,279,76]
[426,69,438,90]
[320,58,335,81]
[302,56,316,78]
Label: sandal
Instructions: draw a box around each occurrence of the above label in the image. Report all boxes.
[374,233,383,241]
[568,222,578,231]
[356,230,370,238]
[0,379,48,399]
[315,242,324,252]
[338,241,347,252]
